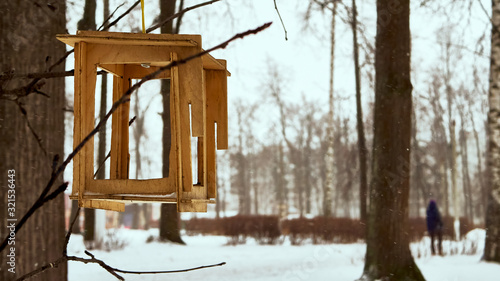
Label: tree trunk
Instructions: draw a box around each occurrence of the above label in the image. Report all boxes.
[159,0,185,244]
[0,1,67,280]
[470,112,486,219]
[351,0,368,225]
[324,1,338,218]
[459,120,473,223]
[484,0,500,263]
[449,120,459,240]
[79,0,98,249]
[361,1,425,280]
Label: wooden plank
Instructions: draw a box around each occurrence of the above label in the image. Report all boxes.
[88,178,176,194]
[71,194,177,203]
[109,64,131,180]
[83,42,98,202]
[98,64,123,77]
[202,57,231,76]
[204,69,229,198]
[176,51,204,137]
[72,42,82,197]
[171,52,193,194]
[120,69,131,179]
[88,44,192,65]
[178,185,208,212]
[110,65,125,180]
[81,200,125,212]
[123,64,171,80]
[56,31,200,47]
[205,70,228,149]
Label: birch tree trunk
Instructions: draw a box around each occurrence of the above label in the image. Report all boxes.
[361,0,425,279]
[324,1,337,217]
[484,0,500,263]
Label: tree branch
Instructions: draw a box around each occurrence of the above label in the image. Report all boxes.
[146,0,221,33]
[273,0,288,41]
[100,0,140,32]
[97,2,126,31]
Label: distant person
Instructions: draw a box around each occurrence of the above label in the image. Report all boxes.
[426,200,443,256]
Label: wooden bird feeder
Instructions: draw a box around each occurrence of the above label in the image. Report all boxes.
[57,31,229,212]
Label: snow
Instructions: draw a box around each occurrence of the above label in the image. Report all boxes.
[67,228,500,281]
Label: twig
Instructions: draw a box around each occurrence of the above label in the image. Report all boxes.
[0,22,273,254]
[0,70,109,81]
[18,206,225,281]
[17,102,48,156]
[146,0,221,33]
[103,0,141,32]
[63,207,81,256]
[478,0,500,36]
[273,0,288,41]
[93,116,135,178]
[98,2,126,31]
[109,261,226,275]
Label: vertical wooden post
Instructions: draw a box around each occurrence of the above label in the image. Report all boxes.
[110,64,130,180]
[205,68,228,199]
[79,42,97,206]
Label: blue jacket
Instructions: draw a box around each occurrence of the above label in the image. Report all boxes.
[426,200,443,232]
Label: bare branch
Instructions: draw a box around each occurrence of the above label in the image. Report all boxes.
[98,2,126,31]
[93,116,135,178]
[0,70,110,82]
[146,0,221,33]
[101,0,141,32]
[16,101,48,156]
[110,261,226,275]
[273,0,288,41]
[63,206,81,256]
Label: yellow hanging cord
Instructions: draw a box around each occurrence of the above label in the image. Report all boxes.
[140,0,146,33]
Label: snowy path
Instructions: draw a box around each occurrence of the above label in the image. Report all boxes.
[67,229,500,281]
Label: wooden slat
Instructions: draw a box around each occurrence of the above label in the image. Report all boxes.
[81,200,125,212]
[206,70,229,150]
[72,42,82,197]
[178,185,208,212]
[176,52,204,137]
[171,52,192,195]
[120,69,131,179]
[71,194,177,203]
[98,64,123,77]
[123,64,171,80]
[204,69,229,198]
[57,31,200,47]
[88,44,190,65]
[202,57,231,76]
[88,178,176,194]
[110,65,124,180]
[81,41,99,207]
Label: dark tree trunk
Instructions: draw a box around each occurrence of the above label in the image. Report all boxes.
[78,0,98,248]
[0,1,67,280]
[70,201,81,234]
[159,0,185,244]
[361,1,425,280]
[484,0,500,263]
[351,0,368,225]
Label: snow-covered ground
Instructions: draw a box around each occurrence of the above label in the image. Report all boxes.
[67,229,500,281]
